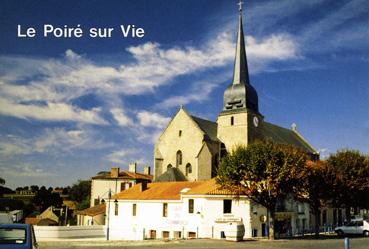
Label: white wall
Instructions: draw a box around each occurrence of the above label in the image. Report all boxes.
[34,226,105,240]
[90,179,135,207]
[107,195,254,240]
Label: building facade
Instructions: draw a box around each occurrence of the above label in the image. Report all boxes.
[90,165,152,207]
[108,180,311,240]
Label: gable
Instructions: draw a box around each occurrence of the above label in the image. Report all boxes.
[156,107,205,144]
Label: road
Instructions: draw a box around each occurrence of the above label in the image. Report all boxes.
[39,237,368,249]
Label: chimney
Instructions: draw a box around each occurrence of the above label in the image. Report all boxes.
[143,165,151,175]
[140,182,148,192]
[129,163,137,173]
[111,167,119,178]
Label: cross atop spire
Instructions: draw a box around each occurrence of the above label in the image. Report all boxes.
[238,0,244,12]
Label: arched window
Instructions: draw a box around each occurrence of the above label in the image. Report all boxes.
[176,150,182,167]
[167,164,172,170]
[230,116,234,126]
[185,163,192,176]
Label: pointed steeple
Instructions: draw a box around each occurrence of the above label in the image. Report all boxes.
[221,0,259,113]
[232,1,250,85]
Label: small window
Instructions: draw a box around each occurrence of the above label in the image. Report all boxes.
[185,163,192,176]
[114,202,119,216]
[120,183,126,191]
[163,203,168,217]
[230,116,234,126]
[179,130,182,137]
[188,199,194,214]
[132,203,137,216]
[176,150,182,166]
[223,199,232,214]
[128,182,133,188]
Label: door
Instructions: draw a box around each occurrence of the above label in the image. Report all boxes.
[150,230,156,239]
[261,223,267,237]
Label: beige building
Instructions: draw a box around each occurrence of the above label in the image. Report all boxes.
[76,204,106,226]
[153,4,318,182]
[90,165,152,207]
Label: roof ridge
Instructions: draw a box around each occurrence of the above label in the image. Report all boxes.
[190,115,216,124]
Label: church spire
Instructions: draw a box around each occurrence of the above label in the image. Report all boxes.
[232,0,250,85]
[221,0,259,113]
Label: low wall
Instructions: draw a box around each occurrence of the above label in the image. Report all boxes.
[34,225,105,240]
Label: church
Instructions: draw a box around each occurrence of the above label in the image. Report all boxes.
[105,3,325,241]
[153,3,318,182]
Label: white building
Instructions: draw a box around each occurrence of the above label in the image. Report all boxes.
[107,180,310,240]
[90,164,152,207]
[77,165,152,226]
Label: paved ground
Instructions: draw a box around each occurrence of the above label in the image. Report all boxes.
[39,237,368,249]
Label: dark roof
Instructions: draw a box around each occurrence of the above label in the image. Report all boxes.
[92,171,153,181]
[188,115,315,154]
[191,116,219,142]
[261,122,316,154]
[155,168,187,182]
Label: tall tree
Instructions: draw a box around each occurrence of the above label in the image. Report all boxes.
[216,141,307,239]
[327,150,369,217]
[296,160,336,237]
[0,177,5,185]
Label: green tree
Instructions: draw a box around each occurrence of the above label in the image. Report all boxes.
[327,150,369,217]
[32,187,62,211]
[68,180,91,210]
[217,141,306,239]
[0,177,5,185]
[30,185,39,193]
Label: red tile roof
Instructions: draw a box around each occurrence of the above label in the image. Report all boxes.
[25,217,40,225]
[76,204,106,217]
[92,171,153,181]
[184,178,236,195]
[113,181,205,200]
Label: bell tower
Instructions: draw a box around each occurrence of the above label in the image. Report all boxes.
[217,0,263,151]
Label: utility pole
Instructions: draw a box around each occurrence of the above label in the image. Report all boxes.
[106,189,111,241]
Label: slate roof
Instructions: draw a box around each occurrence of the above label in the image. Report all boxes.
[261,122,316,154]
[155,168,187,182]
[191,116,219,142]
[189,116,316,154]
[113,181,204,200]
[92,171,153,181]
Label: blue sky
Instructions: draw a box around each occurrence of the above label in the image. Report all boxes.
[0,0,368,189]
